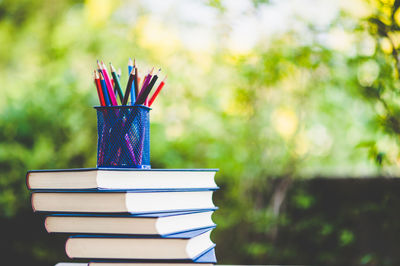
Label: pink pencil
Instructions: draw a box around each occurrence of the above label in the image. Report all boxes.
[98,60,118,105]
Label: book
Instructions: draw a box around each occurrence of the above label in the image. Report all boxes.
[65,228,216,261]
[87,247,216,264]
[89,263,214,266]
[26,168,218,190]
[45,210,215,235]
[54,262,88,266]
[31,190,216,214]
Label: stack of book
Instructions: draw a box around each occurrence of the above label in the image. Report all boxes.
[27,168,219,266]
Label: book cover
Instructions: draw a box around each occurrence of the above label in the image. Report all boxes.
[45,210,216,236]
[66,228,216,261]
[27,168,219,190]
[31,190,217,214]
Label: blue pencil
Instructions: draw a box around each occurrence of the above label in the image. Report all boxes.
[128,58,136,105]
[99,72,111,106]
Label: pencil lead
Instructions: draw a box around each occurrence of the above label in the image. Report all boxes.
[128,58,133,66]
[118,68,121,76]
[97,60,102,69]
[149,67,154,75]
[133,58,136,67]
[109,63,116,72]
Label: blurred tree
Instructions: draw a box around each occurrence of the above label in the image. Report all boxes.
[352,0,400,169]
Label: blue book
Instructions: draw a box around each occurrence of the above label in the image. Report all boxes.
[45,210,216,236]
[65,228,217,263]
[31,189,217,214]
[88,248,217,265]
[27,168,219,191]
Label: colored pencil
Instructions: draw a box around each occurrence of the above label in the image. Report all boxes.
[128,58,133,75]
[134,67,140,99]
[141,68,154,91]
[98,60,117,105]
[129,58,136,105]
[148,75,167,107]
[94,71,105,106]
[122,68,134,105]
[110,63,124,103]
[99,72,111,106]
[136,69,160,105]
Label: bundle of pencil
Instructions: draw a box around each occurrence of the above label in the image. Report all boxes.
[93,59,167,107]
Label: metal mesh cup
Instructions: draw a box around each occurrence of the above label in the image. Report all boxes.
[95,105,150,169]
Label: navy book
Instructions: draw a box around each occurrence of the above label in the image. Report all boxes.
[31,189,217,214]
[88,248,217,264]
[27,168,219,191]
[45,210,216,236]
[65,227,216,262]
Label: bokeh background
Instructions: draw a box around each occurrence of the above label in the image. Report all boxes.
[2,0,400,265]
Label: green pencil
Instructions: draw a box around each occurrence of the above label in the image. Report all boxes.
[110,63,124,104]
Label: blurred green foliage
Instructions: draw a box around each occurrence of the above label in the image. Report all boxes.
[1,0,400,264]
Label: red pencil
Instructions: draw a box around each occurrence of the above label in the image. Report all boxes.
[94,70,105,106]
[148,75,167,107]
[98,60,118,105]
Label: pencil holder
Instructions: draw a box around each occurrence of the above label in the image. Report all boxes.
[95,105,151,169]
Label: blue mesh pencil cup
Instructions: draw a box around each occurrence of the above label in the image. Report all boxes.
[95,105,151,169]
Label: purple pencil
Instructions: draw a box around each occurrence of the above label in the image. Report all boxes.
[124,134,137,165]
[138,126,146,165]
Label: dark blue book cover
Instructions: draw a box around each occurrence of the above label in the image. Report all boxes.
[48,209,214,218]
[70,226,214,239]
[27,168,219,192]
[88,247,217,263]
[66,228,216,262]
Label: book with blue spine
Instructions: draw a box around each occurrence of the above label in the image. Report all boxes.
[88,248,217,264]
[45,210,216,236]
[27,168,218,191]
[31,189,217,214]
[65,227,216,262]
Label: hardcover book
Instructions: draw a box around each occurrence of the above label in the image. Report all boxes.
[65,228,216,262]
[27,168,218,190]
[31,190,217,214]
[45,210,215,236]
